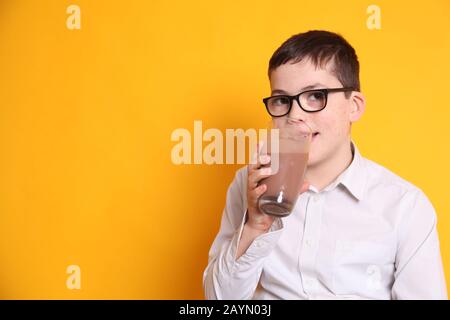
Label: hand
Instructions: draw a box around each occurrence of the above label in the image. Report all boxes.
[246,142,310,232]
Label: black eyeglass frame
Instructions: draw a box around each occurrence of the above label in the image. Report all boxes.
[262,87,355,116]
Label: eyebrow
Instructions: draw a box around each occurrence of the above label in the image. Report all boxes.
[271,83,326,95]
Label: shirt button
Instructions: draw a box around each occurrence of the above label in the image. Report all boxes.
[305,239,312,247]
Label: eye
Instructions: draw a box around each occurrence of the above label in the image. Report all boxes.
[306,91,325,102]
[270,96,290,106]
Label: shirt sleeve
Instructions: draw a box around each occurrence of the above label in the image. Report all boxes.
[391,189,448,300]
[203,166,284,300]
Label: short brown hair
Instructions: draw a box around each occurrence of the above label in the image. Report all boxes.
[268,30,360,93]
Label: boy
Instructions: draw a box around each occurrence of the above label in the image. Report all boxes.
[203,30,447,299]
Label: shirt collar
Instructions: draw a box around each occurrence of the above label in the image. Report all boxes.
[309,141,367,201]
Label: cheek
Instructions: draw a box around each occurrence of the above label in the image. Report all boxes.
[318,119,341,138]
[320,107,351,137]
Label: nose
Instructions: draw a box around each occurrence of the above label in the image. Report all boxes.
[287,98,309,122]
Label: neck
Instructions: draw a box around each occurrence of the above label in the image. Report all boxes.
[305,139,354,192]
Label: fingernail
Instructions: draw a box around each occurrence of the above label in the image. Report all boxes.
[262,168,272,175]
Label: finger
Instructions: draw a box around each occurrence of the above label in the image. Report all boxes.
[249,154,271,173]
[249,140,267,170]
[257,140,265,154]
[248,151,260,171]
[248,167,272,189]
[250,184,267,201]
[259,154,271,165]
[299,181,310,194]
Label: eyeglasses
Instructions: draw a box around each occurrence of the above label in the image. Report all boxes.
[262,87,354,117]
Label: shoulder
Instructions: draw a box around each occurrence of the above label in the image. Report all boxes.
[364,158,416,188]
[362,157,436,222]
[363,157,422,197]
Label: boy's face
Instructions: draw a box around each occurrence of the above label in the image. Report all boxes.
[269,58,365,168]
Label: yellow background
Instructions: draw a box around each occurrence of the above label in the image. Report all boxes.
[0,0,449,299]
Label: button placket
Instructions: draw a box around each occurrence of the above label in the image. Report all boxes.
[299,193,323,295]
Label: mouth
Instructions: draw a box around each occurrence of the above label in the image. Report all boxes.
[312,132,320,140]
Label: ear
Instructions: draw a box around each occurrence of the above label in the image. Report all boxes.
[349,91,366,123]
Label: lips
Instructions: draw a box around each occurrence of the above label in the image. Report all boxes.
[312,132,319,140]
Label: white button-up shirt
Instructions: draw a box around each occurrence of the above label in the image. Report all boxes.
[203,142,447,300]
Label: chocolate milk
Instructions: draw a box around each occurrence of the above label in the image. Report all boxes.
[258,152,309,217]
